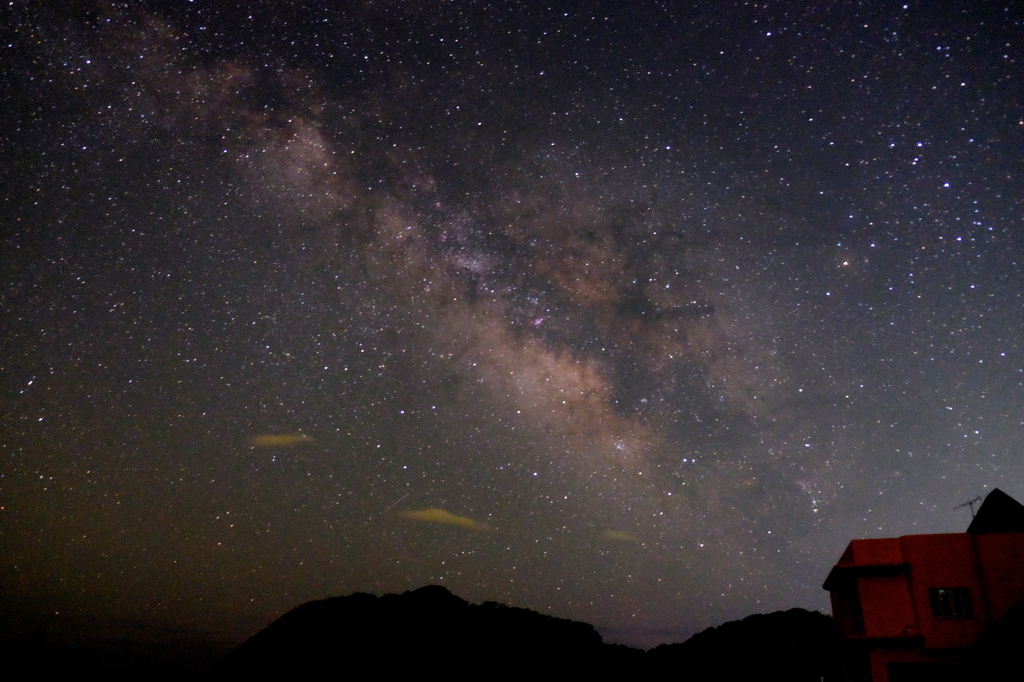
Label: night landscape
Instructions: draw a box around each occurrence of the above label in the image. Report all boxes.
[2,0,1023,678]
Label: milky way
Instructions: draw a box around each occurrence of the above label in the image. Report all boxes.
[3,1,1023,647]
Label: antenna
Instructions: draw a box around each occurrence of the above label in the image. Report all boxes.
[954,496,983,518]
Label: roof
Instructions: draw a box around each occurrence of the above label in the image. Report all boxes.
[823,489,1024,591]
[967,488,1024,534]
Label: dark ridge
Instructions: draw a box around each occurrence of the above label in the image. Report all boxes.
[213,586,837,679]
[647,608,839,681]
[213,585,617,677]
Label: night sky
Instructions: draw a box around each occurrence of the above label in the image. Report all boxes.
[3,0,1023,650]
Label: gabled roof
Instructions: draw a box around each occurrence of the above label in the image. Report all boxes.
[967,488,1024,534]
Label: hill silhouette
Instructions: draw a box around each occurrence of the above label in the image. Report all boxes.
[648,607,839,680]
[214,586,835,679]
[214,585,637,677]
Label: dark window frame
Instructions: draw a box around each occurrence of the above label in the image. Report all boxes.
[928,587,973,619]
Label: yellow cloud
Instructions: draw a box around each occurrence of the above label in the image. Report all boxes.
[601,529,639,542]
[400,508,488,531]
[251,434,315,447]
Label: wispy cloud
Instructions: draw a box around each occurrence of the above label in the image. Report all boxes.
[250,434,315,447]
[400,508,488,531]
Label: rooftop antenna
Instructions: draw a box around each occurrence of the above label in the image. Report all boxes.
[954,495,983,518]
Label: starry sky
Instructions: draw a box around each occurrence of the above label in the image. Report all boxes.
[2,0,1023,649]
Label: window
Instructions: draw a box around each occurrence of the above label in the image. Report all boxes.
[929,587,972,618]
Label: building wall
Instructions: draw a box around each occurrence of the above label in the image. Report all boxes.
[858,574,915,638]
[867,646,959,682]
[830,585,864,637]
[975,532,1024,622]
[828,530,1024,682]
[847,538,903,566]
[900,534,984,649]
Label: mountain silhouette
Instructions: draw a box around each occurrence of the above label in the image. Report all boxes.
[214,585,631,677]
[648,607,839,680]
[214,586,835,679]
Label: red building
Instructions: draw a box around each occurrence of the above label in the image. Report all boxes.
[823,488,1024,682]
